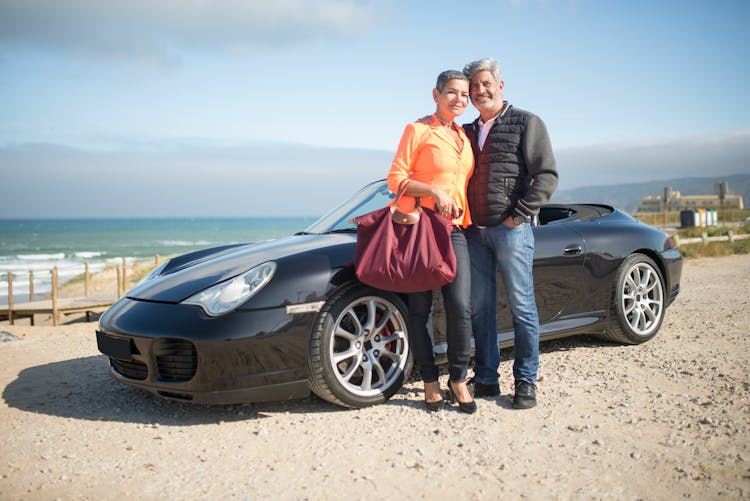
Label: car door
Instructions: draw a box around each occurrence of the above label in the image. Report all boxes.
[495,216,586,344]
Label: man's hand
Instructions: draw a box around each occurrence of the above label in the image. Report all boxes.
[504,215,521,228]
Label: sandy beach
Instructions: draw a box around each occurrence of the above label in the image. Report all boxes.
[1,253,749,499]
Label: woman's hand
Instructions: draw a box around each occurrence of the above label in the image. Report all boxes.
[431,188,460,219]
[400,180,461,219]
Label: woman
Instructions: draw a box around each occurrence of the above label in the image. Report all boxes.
[386,70,476,413]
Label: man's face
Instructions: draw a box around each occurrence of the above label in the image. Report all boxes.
[469,70,504,114]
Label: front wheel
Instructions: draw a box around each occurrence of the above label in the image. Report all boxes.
[601,254,665,344]
[308,285,412,408]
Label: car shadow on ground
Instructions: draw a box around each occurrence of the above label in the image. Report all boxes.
[2,354,344,425]
[537,333,622,354]
[2,334,625,424]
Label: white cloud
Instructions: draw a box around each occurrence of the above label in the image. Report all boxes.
[0,0,375,64]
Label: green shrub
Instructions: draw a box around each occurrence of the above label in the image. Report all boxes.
[679,239,750,259]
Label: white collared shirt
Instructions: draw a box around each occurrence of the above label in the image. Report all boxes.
[477,102,509,150]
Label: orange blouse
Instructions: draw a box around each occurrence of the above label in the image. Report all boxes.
[387,114,474,227]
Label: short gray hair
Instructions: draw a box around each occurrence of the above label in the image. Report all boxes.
[435,70,468,92]
[463,58,502,82]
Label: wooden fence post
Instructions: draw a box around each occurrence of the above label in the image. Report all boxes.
[122,257,128,291]
[85,262,90,296]
[7,272,14,325]
[51,267,59,326]
[28,270,35,325]
[117,264,123,298]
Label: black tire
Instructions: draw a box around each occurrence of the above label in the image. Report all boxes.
[308,285,412,408]
[599,254,665,344]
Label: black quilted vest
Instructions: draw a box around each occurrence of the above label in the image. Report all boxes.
[464,105,532,227]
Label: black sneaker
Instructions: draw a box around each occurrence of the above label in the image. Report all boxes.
[512,380,537,409]
[468,377,500,398]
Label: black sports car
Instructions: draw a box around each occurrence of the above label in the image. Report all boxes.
[96,180,682,408]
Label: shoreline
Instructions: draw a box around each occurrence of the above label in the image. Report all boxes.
[0,217,317,306]
[0,257,155,306]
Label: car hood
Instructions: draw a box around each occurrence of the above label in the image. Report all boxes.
[125,233,354,303]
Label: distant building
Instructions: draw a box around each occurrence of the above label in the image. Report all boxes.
[636,191,744,213]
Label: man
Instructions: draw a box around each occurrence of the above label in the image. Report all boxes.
[462,58,558,409]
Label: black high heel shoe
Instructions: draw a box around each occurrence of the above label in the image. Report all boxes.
[424,382,445,412]
[425,398,445,412]
[446,379,477,414]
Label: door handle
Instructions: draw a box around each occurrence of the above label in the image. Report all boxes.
[563,244,583,256]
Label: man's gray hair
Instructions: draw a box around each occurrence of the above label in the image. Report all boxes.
[435,70,468,92]
[463,58,502,82]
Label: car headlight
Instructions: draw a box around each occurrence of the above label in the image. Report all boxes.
[182,261,277,316]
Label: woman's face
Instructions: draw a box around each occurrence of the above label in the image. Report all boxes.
[433,79,470,118]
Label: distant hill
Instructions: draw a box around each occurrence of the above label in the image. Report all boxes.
[552,173,750,213]
[553,130,750,192]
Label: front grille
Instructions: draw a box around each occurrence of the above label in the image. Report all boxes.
[111,358,148,380]
[153,338,197,382]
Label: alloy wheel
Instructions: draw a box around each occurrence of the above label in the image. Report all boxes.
[329,295,409,397]
[621,261,664,336]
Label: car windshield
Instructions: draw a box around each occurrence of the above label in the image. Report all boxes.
[302,179,393,234]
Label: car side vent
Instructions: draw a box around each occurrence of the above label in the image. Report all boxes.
[153,338,197,382]
[111,358,148,380]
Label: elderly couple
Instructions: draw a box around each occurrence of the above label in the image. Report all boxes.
[386,58,558,413]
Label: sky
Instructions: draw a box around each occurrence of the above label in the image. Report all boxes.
[1,0,749,217]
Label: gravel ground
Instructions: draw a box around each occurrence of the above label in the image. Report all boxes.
[1,253,748,500]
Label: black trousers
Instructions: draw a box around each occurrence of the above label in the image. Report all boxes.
[406,229,472,383]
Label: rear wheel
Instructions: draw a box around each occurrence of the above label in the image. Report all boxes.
[600,254,665,344]
[308,285,412,408]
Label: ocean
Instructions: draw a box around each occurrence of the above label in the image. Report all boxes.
[0,217,317,306]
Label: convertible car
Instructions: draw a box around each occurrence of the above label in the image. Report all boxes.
[96,180,682,408]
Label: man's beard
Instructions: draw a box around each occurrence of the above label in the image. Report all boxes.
[475,95,497,110]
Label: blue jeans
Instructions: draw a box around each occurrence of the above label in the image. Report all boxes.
[467,222,540,385]
[407,230,472,383]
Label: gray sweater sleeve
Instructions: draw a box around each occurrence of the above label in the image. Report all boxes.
[516,114,558,219]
